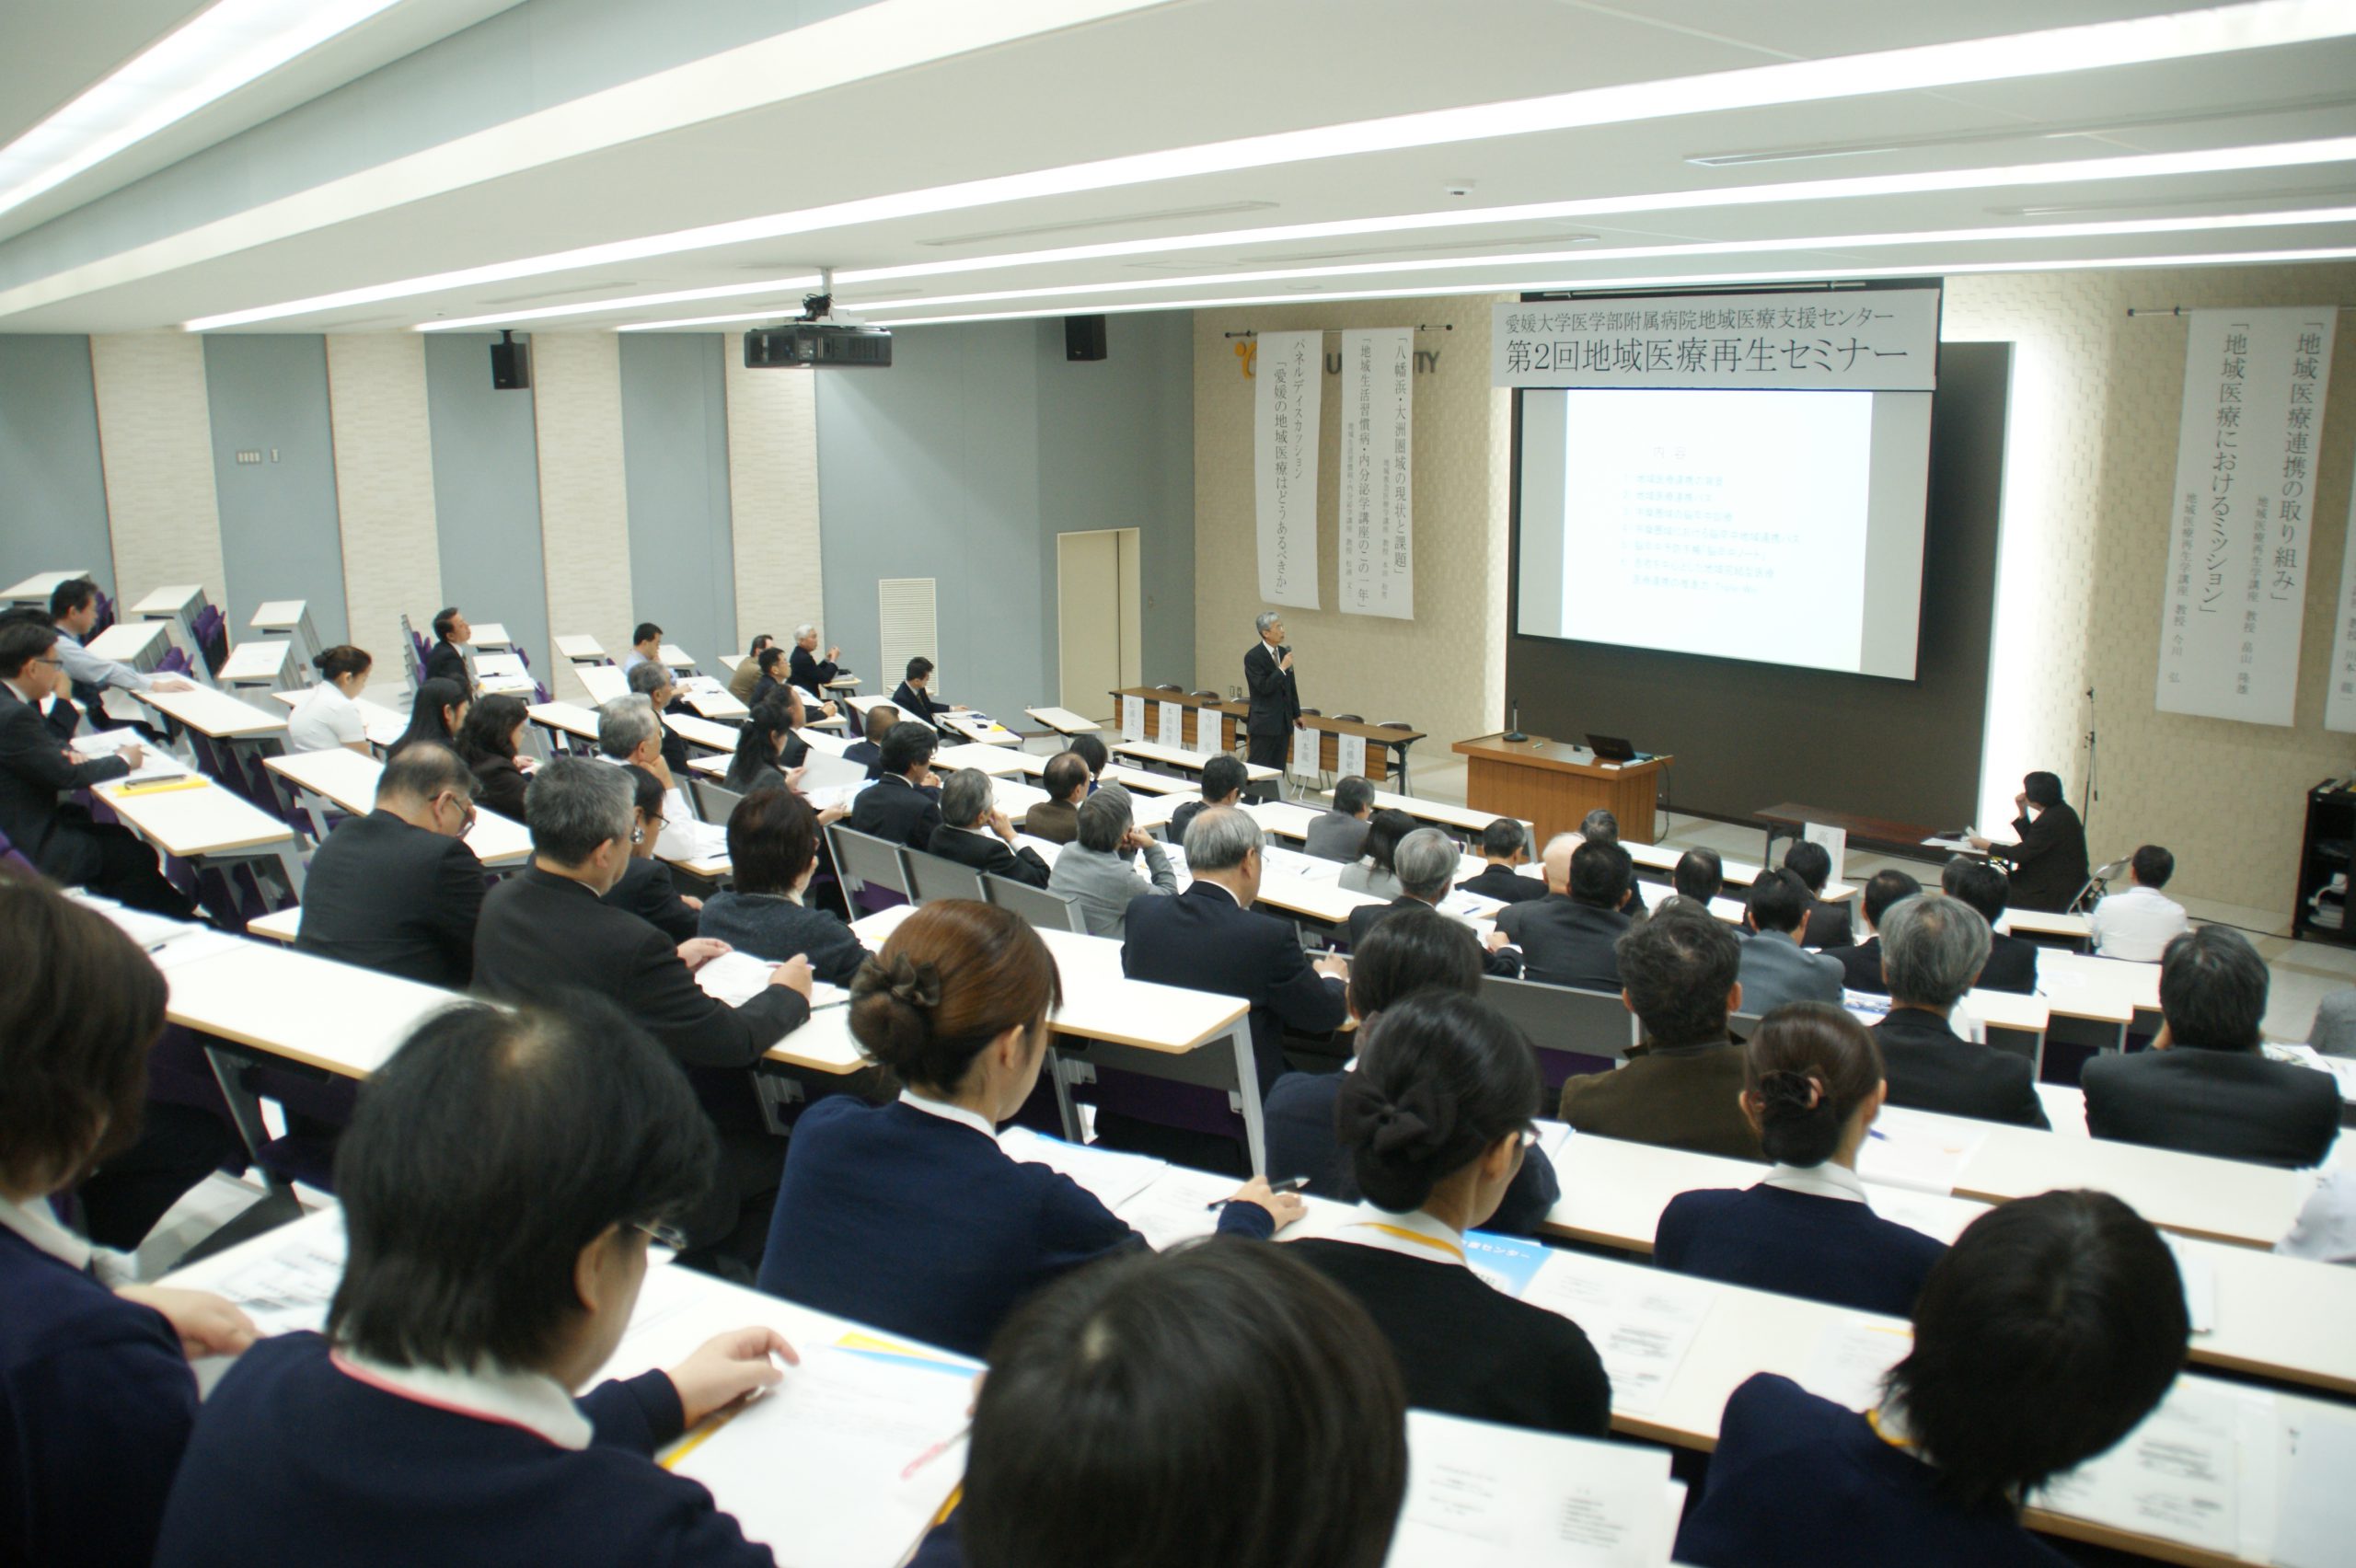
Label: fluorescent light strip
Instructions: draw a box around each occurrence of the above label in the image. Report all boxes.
[0,0,404,223]
[462,135,2356,333]
[198,0,2356,330]
[859,246,2356,329]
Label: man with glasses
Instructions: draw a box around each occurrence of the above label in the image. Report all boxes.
[0,612,195,916]
[294,741,487,987]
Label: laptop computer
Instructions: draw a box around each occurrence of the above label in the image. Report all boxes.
[1586,732,1642,762]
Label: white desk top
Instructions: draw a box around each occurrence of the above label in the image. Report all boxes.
[269,687,407,747]
[95,776,295,859]
[217,640,293,683]
[4,569,88,601]
[1366,788,1502,836]
[139,686,287,740]
[85,621,167,663]
[525,701,603,743]
[678,677,749,722]
[262,749,531,866]
[163,940,466,1078]
[1025,705,1102,733]
[1113,740,1279,781]
[576,664,629,705]
[1255,868,1386,925]
[659,643,697,670]
[467,622,512,650]
[554,634,606,662]
[932,742,1029,777]
[990,777,1051,815]
[796,725,850,757]
[2038,950,2162,1017]
[687,754,732,781]
[130,583,204,617]
[939,713,1021,746]
[244,905,302,943]
[1624,839,1762,886]
[1999,907,2095,940]
[1242,799,1322,840]
[845,693,931,732]
[249,600,307,631]
[664,711,741,754]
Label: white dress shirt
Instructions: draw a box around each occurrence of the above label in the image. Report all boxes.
[1758,1161,1869,1204]
[897,1089,999,1140]
[329,1350,593,1448]
[52,627,153,693]
[2087,883,2190,963]
[285,681,366,754]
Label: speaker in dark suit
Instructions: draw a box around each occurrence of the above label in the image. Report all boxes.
[1974,771,2089,913]
[296,749,486,987]
[1242,614,1300,772]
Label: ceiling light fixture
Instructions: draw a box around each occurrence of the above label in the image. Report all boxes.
[417,272,824,332]
[197,0,2356,330]
[0,0,405,225]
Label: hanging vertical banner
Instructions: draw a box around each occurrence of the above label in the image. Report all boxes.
[1339,328,1415,618]
[2155,307,2337,725]
[2327,479,2356,732]
[1254,330,1321,608]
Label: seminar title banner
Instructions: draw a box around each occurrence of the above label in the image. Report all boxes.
[1492,287,1940,393]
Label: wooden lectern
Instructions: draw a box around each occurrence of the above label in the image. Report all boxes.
[1450,733,1671,847]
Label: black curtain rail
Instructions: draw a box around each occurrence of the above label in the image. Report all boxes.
[2126,304,2356,317]
[1221,324,1455,339]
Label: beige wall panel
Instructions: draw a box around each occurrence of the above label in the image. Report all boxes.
[325,332,442,669]
[88,332,226,610]
[531,332,634,703]
[723,353,825,655]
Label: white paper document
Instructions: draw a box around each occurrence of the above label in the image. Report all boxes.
[695,951,784,1004]
[1112,1166,1253,1251]
[2032,1382,2257,1558]
[668,1345,973,1568]
[1795,1318,1911,1412]
[207,1211,350,1337]
[74,725,191,782]
[1802,822,1848,890]
[2274,1404,2356,1568]
[1120,694,1146,743]
[998,1127,1167,1210]
[1519,1255,1714,1417]
[1337,731,1369,779]
[1291,723,1321,777]
[1855,1108,1988,1195]
[1387,1410,1673,1567]
[1156,699,1184,748]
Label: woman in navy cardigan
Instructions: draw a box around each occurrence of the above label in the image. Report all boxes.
[758,901,1301,1357]
[156,997,795,1568]
[1678,1190,2189,1567]
[0,875,259,1568]
[1654,1002,1946,1318]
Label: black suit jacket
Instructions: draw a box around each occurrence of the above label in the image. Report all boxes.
[294,809,484,987]
[2001,802,2089,913]
[1800,899,1854,950]
[848,773,941,852]
[1121,882,1346,1089]
[1976,932,2039,996]
[843,740,884,780]
[1871,1007,2050,1128]
[1345,894,1519,975]
[891,681,950,723]
[1821,937,1886,995]
[1242,641,1299,738]
[2081,1048,2339,1168]
[424,640,468,690]
[472,866,807,1136]
[1494,895,1631,992]
[1458,864,1548,905]
[0,684,130,881]
[789,647,838,694]
[465,751,530,824]
[924,824,1051,889]
[602,853,700,944]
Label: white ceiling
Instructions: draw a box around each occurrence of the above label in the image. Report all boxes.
[3,0,2354,335]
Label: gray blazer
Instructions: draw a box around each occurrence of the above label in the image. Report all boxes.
[1303,811,1370,863]
[1048,839,1176,938]
[2310,990,2356,1058]
[1734,928,1847,1018]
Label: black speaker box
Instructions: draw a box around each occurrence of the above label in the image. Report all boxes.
[491,333,531,390]
[1065,315,1107,362]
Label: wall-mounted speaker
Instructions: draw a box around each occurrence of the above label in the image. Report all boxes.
[491,329,531,390]
[1065,315,1107,362]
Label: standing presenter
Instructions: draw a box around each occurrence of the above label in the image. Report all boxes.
[1243,610,1301,778]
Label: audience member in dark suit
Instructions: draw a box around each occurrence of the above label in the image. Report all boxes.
[1265,906,1560,1234]
[1454,815,1545,905]
[470,759,812,1267]
[1574,809,1648,919]
[927,1243,1407,1568]
[846,721,941,851]
[1345,827,1519,975]
[0,617,194,917]
[1736,869,1846,1016]
[1969,769,2089,913]
[155,997,792,1568]
[1819,869,1922,996]
[698,784,868,986]
[760,902,1296,1357]
[1292,990,1610,1438]
[1,877,259,1568]
[2082,927,2339,1167]
[1869,894,2049,1128]
[1303,773,1375,862]
[625,660,695,778]
[891,656,962,723]
[787,624,839,697]
[925,768,1052,888]
[297,743,485,986]
[1167,752,1247,847]
[1780,839,1854,949]
[1670,847,1738,924]
[1939,857,2038,994]
[1123,807,1348,1092]
[842,702,896,779]
[1657,1004,1946,1318]
[1556,909,1761,1159]
[1242,610,1301,775]
[454,693,533,824]
[748,645,791,712]
[1677,1191,2189,1568]
[424,605,470,690]
[600,765,702,945]
[1021,750,1089,845]
[1493,836,1634,992]
[388,677,469,761]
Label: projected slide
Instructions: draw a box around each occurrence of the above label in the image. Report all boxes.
[1517,387,1930,679]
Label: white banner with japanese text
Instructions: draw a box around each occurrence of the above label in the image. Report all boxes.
[1491,288,1940,391]
[2155,307,2337,726]
[1253,330,1321,608]
[1339,328,1414,618]
[2326,477,2356,732]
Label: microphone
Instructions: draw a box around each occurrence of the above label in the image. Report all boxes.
[1503,698,1527,744]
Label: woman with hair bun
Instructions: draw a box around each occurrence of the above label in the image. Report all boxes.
[756,901,1302,1356]
[1654,1002,1946,1318]
[284,645,375,755]
[1288,989,1610,1437]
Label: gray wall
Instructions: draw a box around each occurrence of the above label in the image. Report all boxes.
[424,332,552,682]
[0,335,112,597]
[204,334,350,647]
[620,332,736,663]
[814,315,1195,720]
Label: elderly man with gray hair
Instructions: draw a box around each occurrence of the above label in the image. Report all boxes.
[1868,892,2049,1128]
[1047,783,1176,937]
[471,756,814,1265]
[1242,609,1301,778]
[625,658,692,775]
[788,623,840,696]
[918,767,1052,888]
[595,694,692,857]
[1342,826,1520,976]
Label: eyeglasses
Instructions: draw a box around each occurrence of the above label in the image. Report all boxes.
[631,1218,689,1251]
[30,655,61,669]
